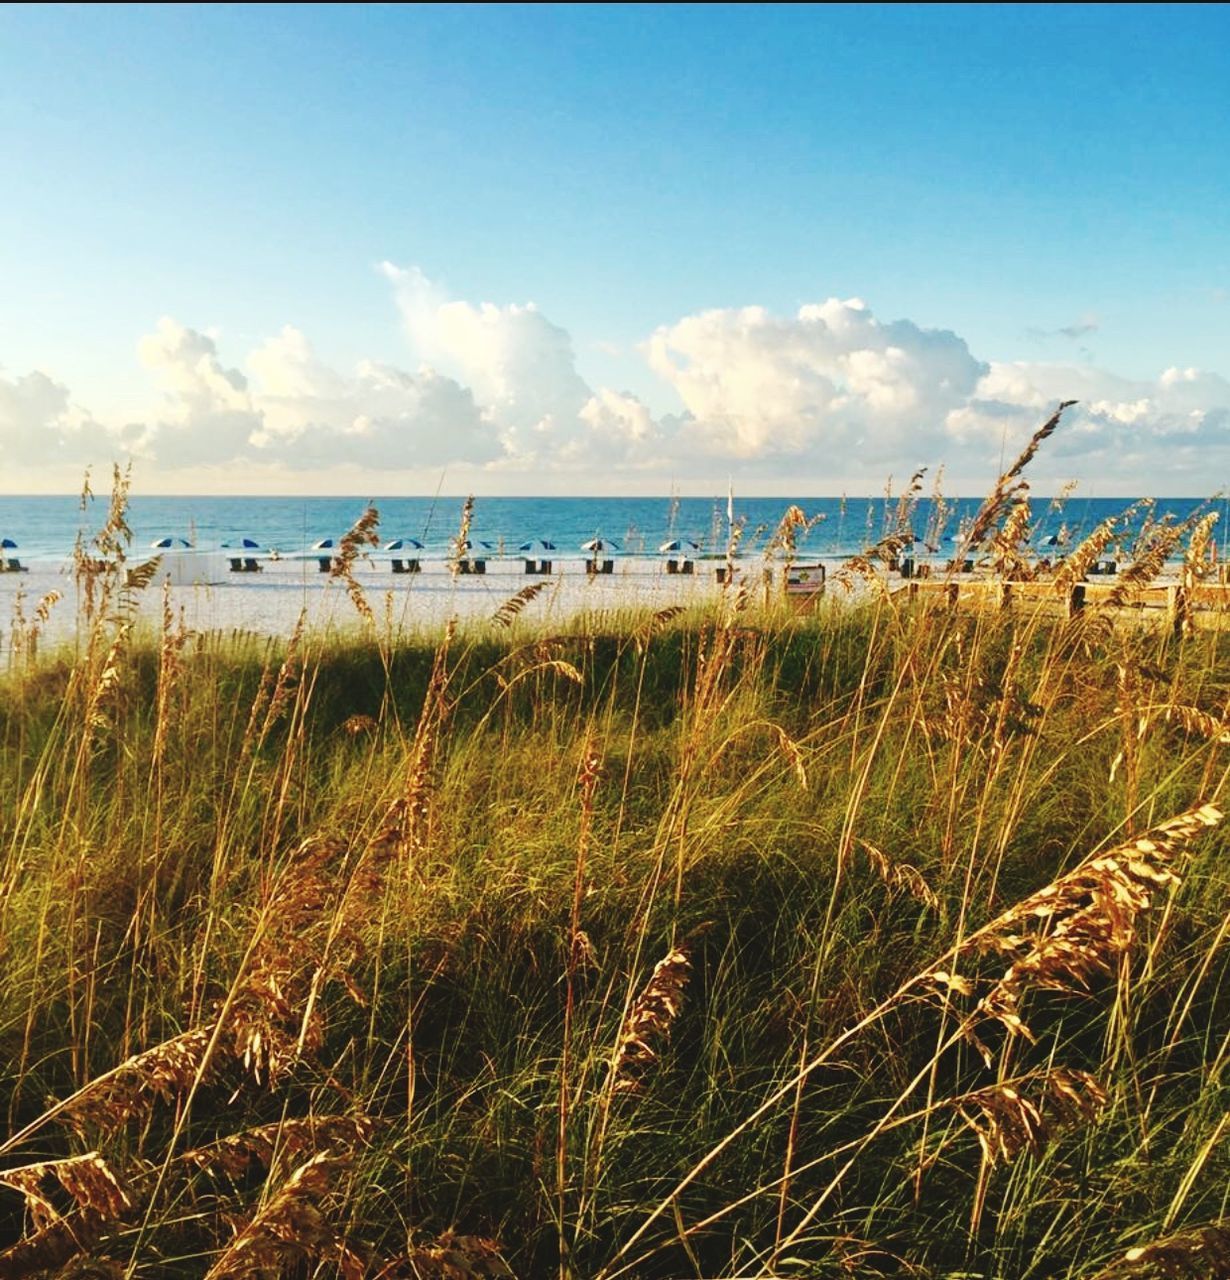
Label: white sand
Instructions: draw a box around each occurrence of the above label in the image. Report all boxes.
[0,554,785,655]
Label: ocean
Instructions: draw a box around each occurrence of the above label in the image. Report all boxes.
[0,493,1223,566]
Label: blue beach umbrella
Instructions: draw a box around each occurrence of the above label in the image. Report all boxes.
[384,538,425,551]
[659,538,701,555]
[581,537,619,553]
[0,538,17,549]
[151,536,192,549]
[312,538,338,551]
[519,539,556,553]
[223,537,264,550]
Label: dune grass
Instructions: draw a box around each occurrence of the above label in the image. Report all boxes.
[2,452,1230,1277]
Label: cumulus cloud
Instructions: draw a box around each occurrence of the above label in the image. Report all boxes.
[4,270,1230,492]
[245,326,496,468]
[645,297,986,465]
[949,361,1230,483]
[382,262,657,468]
[0,366,134,469]
[118,317,499,474]
[138,318,264,466]
[0,368,71,463]
[383,264,589,427]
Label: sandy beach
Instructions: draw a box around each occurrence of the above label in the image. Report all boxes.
[5,547,1213,659]
[0,553,768,654]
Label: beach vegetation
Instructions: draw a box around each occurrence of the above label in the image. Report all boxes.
[1,416,1229,1277]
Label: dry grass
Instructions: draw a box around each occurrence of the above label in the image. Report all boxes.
[1,419,1229,1277]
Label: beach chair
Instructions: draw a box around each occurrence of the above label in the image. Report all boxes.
[384,539,424,575]
[0,538,26,572]
[454,539,491,574]
[581,539,618,574]
[660,540,698,576]
[519,541,555,576]
[223,538,264,572]
[310,538,341,573]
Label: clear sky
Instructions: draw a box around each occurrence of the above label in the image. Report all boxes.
[2,3,1228,495]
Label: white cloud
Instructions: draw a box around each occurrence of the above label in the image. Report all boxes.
[138,318,263,466]
[0,366,132,469]
[569,389,666,468]
[645,297,986,465]
[245,326,497,468]
[0,368,71,463]
[121,318,500,474]
[381,262,648,465]
[4,271,1230,493]
[949,361,1230,482]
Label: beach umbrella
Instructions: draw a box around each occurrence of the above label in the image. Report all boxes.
[384,538,425,551]
[659,538,701,555]
[455,539,493,552]
[312,537,338,550]
[518,539,556,553]
[151,536,192,549]
[223,537,264,550]
[581,537,619,553]
[0,538,17,549]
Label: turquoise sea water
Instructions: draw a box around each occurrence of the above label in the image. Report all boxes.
[0,494,1223,566]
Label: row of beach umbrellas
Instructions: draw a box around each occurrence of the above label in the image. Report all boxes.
[141,536,706,555]
[0,536,706,556]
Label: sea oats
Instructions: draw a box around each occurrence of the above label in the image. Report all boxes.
[612,946,692,1093]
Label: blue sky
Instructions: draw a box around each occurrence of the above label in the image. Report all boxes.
[2,3,1228,494]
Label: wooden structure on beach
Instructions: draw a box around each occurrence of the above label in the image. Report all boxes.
[893,577,1230,629]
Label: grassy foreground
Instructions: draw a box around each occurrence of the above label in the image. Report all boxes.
[2,584,1229,1278]
[2,461,1230,1277]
